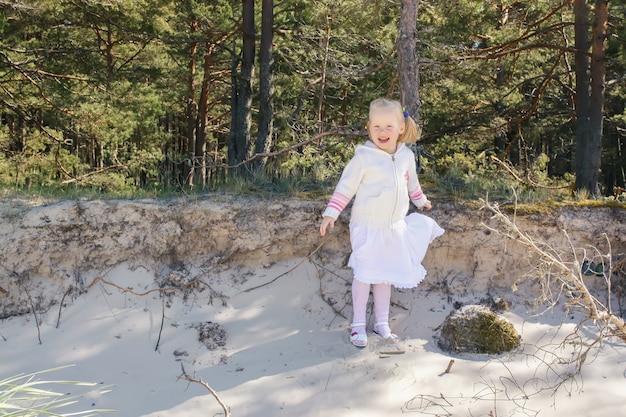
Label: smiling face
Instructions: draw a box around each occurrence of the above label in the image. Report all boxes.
[368,109,405,154]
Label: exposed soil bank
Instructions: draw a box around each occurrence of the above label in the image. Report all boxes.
[1,196,624,318]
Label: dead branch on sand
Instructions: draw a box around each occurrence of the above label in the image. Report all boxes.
[480,197,626,344]
[179,363,230,417]
[479,195,626,402]
[243,240,327,292]
[312,261,349,320]
[76,266,229,351]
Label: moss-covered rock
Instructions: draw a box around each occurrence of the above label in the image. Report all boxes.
[436,305,520,354]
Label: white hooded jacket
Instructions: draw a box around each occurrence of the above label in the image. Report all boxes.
[323,141,428,229]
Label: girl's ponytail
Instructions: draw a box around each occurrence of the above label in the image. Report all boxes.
[399,114,422,144]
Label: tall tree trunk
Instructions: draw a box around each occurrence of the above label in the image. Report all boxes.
[195,42,214,189]
[317,12,331,133]
[228,40,238,168]
[185,19,199,187]
[228,0,255,171]
[587,0,608,195]
[398,0,420,121]
[255,0,274,168]
[574,0,590,194]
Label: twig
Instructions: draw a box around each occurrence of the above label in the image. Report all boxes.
[481,195,626,343]
[324,364,334,391]
[81,254,232,298]
[379,350,405,355]
[82,275,179,296]
[198,280,229,307]
[311,260,348,320]
[179,363,230,417]
[56,285,74,328]
[391,300,409,311]
[444,359,455,373]
[244,240,327,292]
[83,273,211,297]
[490,155,570,190]
[23,286,42,344]
[155,296,166,352]
[60,164,126,185]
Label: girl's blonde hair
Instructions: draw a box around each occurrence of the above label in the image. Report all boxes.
[369,98,422,144]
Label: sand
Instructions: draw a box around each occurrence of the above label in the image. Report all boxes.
[1,197,625,416]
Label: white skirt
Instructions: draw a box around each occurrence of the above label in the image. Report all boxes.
[347,213,444,289]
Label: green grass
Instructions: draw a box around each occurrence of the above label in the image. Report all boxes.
[0,366,113,416]
[1,161,624,211]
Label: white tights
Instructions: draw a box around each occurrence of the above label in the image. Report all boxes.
[351,279,392,337]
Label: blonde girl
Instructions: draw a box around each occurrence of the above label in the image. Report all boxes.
[320,98,444,348]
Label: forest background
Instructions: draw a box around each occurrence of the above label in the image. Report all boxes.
[1,0,625,201]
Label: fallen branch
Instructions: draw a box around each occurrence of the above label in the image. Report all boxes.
[310,259,349,320]
[82,268,225,300]
[60,164,126,185]
[155,296,166,352]
[56,285,74,328]
[244,240,327,292]
[179,363,230,417]
[481,196,626,343]
[23,285,42,344]
[82,275,171,296]
[379,350,405,355]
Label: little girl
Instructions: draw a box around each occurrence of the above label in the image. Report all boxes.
[320,97,444,348]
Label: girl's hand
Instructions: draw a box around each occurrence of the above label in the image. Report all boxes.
[320,216,335,236]
[421,199,432,211]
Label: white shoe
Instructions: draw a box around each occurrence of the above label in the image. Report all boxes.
[350,322,367,348]
[373,322,398,341]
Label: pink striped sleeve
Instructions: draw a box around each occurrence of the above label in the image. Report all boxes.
[409,185,427,207]
[326,192,351,212]
[409,187,423,201]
